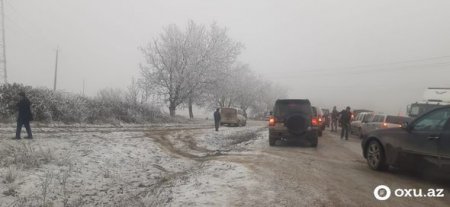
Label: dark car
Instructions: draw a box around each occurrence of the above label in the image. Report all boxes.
[268,99,319,147]
[361,106,450,172]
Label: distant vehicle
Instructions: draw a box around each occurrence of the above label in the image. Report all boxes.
[312,106,325,136]
[220,108,247,127]
[264,111,272,121]
[407,87,450,118]
[350,112,374,138]
[362,106,450,172]
[360,114,412,138]
[352,109,373,120]
[321,108,330,128]
[268,99,318,147]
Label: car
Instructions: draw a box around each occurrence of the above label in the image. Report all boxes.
[360,114,411,138]
[350,112,374,138]
[220,107,247,127]
[361,106,450,172]
[312,106,325,136]
[352,109,373,119]
[268,99,319,147]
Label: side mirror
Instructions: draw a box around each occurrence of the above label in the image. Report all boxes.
[401,122,409,130]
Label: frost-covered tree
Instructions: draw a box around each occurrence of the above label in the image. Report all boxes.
[140,21,242,117]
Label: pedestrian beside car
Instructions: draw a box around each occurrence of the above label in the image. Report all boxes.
[331,106,339,132]
[340,106,352,140]
[15,91,33,139]
[213,108,221,131]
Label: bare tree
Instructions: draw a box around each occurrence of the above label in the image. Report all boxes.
[140,21,242,117]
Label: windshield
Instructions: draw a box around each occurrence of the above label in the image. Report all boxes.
[274,100,312,117]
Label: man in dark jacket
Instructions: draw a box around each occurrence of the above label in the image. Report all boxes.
[339,106,352,140]
[16,91,33,139]
[213,108,221,131]
[331,106,338,132]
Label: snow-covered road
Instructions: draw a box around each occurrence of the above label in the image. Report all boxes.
[1,121,450,206]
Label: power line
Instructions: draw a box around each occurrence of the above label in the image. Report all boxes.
[298,55,450,74]
[270,61,450,80]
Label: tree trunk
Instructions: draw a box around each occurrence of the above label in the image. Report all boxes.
[169,102,176,117]
[188,98,194,119]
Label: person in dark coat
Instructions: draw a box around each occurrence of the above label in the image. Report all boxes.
[15,91,33,139]
[339,106,352,140]
[213,108,221,131]
[331,106,339,132]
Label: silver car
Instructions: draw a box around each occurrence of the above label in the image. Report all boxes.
[361,114,411,138]
[351,112,374,137]
[220,107,247,127]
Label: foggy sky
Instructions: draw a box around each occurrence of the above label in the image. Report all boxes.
[5,0,450,115]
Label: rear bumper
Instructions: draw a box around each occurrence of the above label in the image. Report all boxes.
[269,127,318,140]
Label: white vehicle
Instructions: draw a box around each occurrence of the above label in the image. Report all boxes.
[407,87,450,118]
[360,114,412,137]
[350,112,374,137]
[220,107,247,127]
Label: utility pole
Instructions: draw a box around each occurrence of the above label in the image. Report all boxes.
[53,46,59,91]
[0,0,7,84]
[82,79,85,96]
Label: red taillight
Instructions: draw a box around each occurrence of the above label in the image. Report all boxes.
[312,118,318,126]
[269,116,276,126]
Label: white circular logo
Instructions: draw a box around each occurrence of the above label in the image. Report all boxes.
[374,185,391,201]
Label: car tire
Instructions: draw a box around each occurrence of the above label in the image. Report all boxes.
[269,135,277,146]
[310,136,318,147]
[366,140,388,171]
[318,130,322,137]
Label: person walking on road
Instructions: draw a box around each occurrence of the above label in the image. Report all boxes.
[15,91,33,139]
[213,108,221,131]
[340,106,352,140]
[331,106,339,132]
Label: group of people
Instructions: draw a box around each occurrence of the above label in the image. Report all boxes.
[330,106,352,140]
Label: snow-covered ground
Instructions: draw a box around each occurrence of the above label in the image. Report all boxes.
[0,121,266,206]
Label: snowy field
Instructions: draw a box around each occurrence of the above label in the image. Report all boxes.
[0,121,266,207]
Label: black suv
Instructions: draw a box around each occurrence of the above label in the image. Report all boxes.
[268,99,319,147]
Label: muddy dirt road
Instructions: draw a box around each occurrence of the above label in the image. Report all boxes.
[149,121,450,207]
[1,121,450,206]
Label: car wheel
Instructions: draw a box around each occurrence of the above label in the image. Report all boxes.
[318,130,322,137]
[310,136,318,147]
[366,140,388,171]
[269,135,277,146]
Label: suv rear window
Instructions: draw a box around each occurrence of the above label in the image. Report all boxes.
[221,108,237,115]
[274,100,311,116]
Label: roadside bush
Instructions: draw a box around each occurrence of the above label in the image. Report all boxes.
[0,83,166,123]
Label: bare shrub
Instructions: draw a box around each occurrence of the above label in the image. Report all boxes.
[40,171,54,207]
[0,141,54,169]
[57,164,73,207]
[3,165,18,183]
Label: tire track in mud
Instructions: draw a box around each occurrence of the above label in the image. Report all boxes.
[145,127,265,161]
[142,126,267,206]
